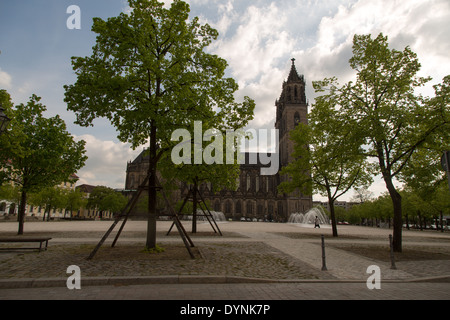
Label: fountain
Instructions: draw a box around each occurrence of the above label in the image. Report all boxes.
[183,210,227,222]
[288,206,330,227]
[202,211,226,222]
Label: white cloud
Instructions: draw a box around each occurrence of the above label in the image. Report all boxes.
[202,2,299,131]
[290,0,450,102]
[5,0,446,199]
[74,134,142,188]
[212,3,295,84]
[213,0,235,36]
[292,0,449,201]
[0,68,12,88]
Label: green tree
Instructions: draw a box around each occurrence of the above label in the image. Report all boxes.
[314,33,449,251]
[0,184,19,203]
[345,206,362,225]
[0,94,87,234]
[354,194,393,227]
[351,187,374,204]
[28,186,67,221]
[87,186,128,218]
[429,181,450,231]
[0,183,21,215]
[159,124,249,233]
[0,90,19,185]
[279,96,371,237]
[64,0,254,248]
[333,206,347,223]
[65,188,87,219]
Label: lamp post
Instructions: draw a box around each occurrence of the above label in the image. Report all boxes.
[0,103,11,135]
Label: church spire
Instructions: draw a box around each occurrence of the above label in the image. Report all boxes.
[287,58,303,83]
[276,58,306,107]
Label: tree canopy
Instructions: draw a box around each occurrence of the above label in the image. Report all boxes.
[0,93,87,234]
[64,0,254,247]
[87,186,128,216]
[313,33,449,251]
[279,92,372,236]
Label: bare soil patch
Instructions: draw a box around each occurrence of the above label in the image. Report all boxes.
[328,243,450,262]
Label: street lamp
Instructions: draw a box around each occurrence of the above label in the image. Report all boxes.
[0,103,11,134]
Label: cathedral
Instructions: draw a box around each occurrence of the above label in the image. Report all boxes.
[125,59,312,222]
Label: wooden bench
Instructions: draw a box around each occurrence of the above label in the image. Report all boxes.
[0,237,52,252]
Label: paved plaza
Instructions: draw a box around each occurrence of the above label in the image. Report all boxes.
[0,219,449,301]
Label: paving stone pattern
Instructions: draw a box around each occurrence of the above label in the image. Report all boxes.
[0,220,449,282]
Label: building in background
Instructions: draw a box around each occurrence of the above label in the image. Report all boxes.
[125,60,313,222]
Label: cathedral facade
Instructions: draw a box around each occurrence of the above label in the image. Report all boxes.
[125,60,312,222]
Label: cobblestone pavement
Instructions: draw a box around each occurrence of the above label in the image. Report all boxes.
[1,282,449,301]
[0,220,449,300]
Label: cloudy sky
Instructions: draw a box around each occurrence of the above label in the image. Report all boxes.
[0,0,449,201]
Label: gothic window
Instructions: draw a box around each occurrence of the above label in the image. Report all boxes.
[278,202,284,216]
[236,200,241,214]
[279,119,283,135]
[257,204,264,215]
[287,87,291,101]
[255,176,259,192]
[246,174,251,191]
[214,200,221,212]
[129,175,135,189]
[246,201,253,214]
[294,86,298,99]
[294,112,300,126]
[225,200,232,214]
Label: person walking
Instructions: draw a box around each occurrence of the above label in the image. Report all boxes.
[314,216,320,228]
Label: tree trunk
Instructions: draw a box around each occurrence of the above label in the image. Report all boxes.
[384,176,402,252]
[47,207,51,221]
[17,191,27,235]
[192,181,198,233]
[328,197,338,237]
[146,125,157,249]
[418,210,423,231]
[405,214,410,230]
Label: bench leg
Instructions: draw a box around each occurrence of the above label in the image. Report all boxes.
[38,241,49,252]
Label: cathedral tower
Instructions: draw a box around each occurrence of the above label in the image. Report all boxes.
[275,58,308,167]
[125,59,313,222]
[275,58,311,215]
